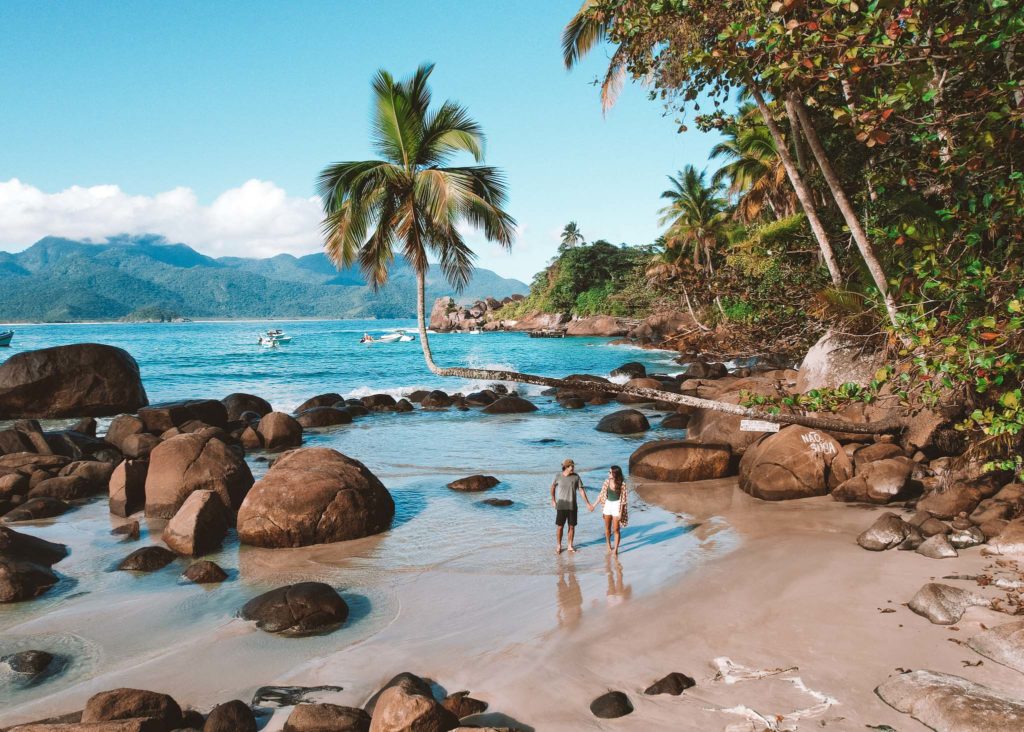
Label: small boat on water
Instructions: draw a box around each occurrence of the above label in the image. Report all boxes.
[258,329,292,347]
[377,329,415,343]
[0,330,12,347]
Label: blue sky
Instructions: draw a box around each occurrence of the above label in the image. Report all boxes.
[0,0,721,281]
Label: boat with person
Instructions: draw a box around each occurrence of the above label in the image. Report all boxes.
[258,329,292,347]
[0,330,12,347]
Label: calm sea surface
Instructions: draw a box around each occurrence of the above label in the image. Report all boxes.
[0,321,735,719]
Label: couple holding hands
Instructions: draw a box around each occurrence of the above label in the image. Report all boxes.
[550,458,629,556]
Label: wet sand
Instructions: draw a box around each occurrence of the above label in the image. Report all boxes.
[5,477,1024,730]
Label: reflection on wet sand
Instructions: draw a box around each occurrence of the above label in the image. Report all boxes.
[556,564,583,628]
[605,555,631,606]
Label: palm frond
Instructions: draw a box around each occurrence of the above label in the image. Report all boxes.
[561,0,606,69]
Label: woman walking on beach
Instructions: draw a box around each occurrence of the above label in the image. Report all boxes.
[591,465,629,555]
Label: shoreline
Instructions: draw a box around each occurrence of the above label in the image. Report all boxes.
[9,479,1023,729]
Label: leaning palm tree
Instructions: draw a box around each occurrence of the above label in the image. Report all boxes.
[658,166,729,273]
[559,221,585,251]
[318,65,896,436]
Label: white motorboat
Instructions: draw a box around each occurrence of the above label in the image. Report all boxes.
[0,330,12,347]
[259,329,292,346]
[378,329,415,343]
[258,335,280,348]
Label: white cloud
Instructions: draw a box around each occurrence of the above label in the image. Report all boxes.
[0,178,324,258]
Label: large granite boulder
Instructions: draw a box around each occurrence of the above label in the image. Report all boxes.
[222,393,272,421]
[857,512,914,551]
[109,459,148,517]
[629,440,731,482]
[739,426,851,500]
[161,490,229,556]
[237,448,394,547]
[983,518,1024,557]
[240,582,349,635]
[104,415,146,452]
[296,393,344,413]
[629,311,695,345]
[82,688,182,727]
[596,409,651,434]
[257,412,304,450]
[28,474,97,501]
[138,399,228,433]
[284,703,371,732]
[876,670,1024,731]
[429,296,457,332]
[616,378,665,405]
[565,315,628,337]
[368,681,459,732]
[0,344,148,419]
[832,456,914,504]
[144,433,253,519]
[2,496,70,522]
[796,330,886,393]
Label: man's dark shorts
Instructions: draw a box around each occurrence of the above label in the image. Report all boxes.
[555,508,578,527]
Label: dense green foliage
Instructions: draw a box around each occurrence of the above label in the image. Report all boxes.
[563,0,1024,467]
[0,236,526,322]
[498,240,657,319]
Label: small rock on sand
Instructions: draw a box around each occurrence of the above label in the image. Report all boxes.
[284,702,370,731]
[644,672,695,695]
[857,512,911,551]
[908,583,988,625]
[876,669,1024,731]
[442,691,488,718]
[589,691,633,718]
[968,620,1024,674]
[915,533,958,559]
[182,560,228,584]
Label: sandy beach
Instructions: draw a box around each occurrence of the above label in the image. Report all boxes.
[7,474,1023,730]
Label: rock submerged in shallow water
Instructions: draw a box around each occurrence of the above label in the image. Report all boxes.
[295,407,352,429]
[876,669,1024,732]
[644,672,695,695]
[596,409,650,434]
[857,512,911,551]
[908,582,988,625]
[481,395,537,414]
[82,687,182,727]
[1,649,57,678]
[0,525,68,565]
[0,344,148,419]
[222,392,272,421]
[0,557,59,602]
[285,703,371,732]
[480,498,513,507]
[182,559,228,584]
[237,448,394,548]
[117,546,176,572]
[628,440,731,482]
[610,362,646,379]
[589,691,633,718]
[240,582,348,635]
[447,475,499,492]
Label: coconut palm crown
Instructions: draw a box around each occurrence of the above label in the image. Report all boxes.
[317,63,516,297]
[659,166,729,273]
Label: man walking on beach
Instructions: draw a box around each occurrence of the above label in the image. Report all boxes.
[551,458,592,554]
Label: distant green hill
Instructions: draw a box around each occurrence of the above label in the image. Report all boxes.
[0,235,527,322]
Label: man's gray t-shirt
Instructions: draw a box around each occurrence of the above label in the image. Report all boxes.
[553,473,582,510]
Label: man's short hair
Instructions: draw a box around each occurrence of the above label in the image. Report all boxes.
[562,458,575,469]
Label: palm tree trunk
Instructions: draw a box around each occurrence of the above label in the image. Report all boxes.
[790,98,902,332]
[748,84,843,287]
[784,95,811,173]
[415,271,899,434]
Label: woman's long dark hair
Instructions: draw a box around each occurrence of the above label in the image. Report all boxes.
[609,465,624,488]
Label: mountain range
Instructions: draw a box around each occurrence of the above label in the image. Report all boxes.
[0,235,527,322]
